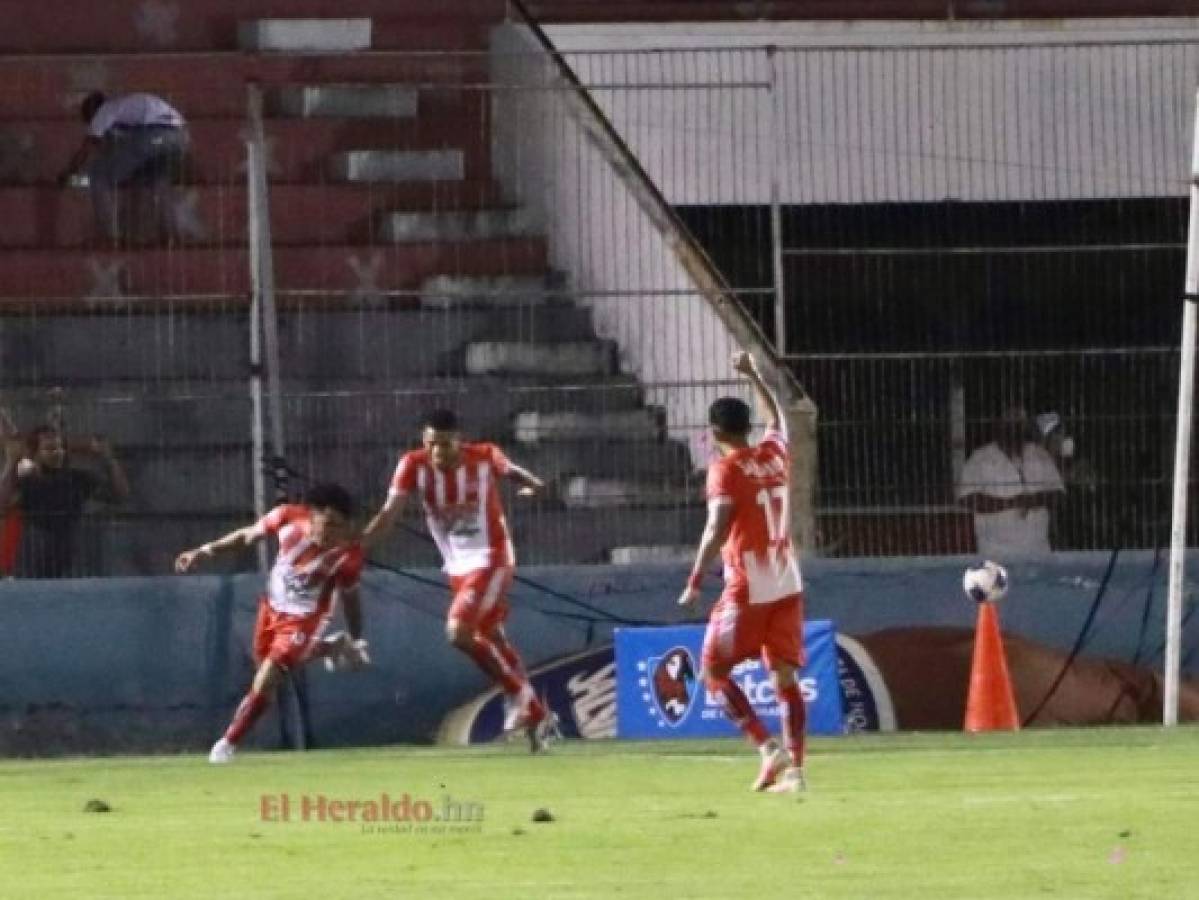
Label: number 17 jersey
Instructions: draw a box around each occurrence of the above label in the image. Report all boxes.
[706,427,802,605]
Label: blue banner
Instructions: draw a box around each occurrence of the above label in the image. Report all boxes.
[615,620,843,738]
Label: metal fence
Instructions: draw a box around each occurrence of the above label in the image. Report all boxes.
[0,34,1197,576]
[556,38,1199,556]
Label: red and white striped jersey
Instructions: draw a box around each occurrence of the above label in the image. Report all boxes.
[253,504,363,616]
[389,443,516,577]
[706,427,802,605]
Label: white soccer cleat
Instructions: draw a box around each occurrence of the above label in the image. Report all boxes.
[502,694,523,734]
[348,638,371,669]
[208,737,236,764]
[321,631,352,672]
[527,710,562,754]
[503,699,518,734]
[751,743,788,792]
[766,766,807,795]
[503,685,536,735]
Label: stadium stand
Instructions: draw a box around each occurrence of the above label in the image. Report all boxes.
[0,0,702,575]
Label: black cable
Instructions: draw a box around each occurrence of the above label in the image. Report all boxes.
[270,455,656,628]
[364,555,651,628]
[1143,602,1199,669]
[1021,546,1119,727]
[1130,546,1163,667]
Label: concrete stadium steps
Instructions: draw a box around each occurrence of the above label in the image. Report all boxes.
[120,441,699,515]
[239,19,373,53]
[606,544,694,565]
[513,408,664,444]
[560,476,698,510]
[0,239,548,299]
[381,209,540,243]
[513,440,696,485]
[268,84,417,119]
[0,0,503,53]
[4,117,489,185]
[0,377,649,449]
[525,1,1141,23]
[524,1,951,22]
[367,503,703,569]
[0,305,600,383]
[463,341,618,378]
[276,307,602,378]
[0,53,491,120]
[330,150,468,184]
[89,501,703,575]
[0,182,508,248]
[420,275,567,309]
[506,505,702,567]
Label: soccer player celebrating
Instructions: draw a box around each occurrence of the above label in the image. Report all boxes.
[176,483,369,764]
[363,409,555,751]
[678,351,807,794]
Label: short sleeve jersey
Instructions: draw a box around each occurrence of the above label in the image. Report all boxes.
[705,427,802,605]
[389,443,515,577]
[255,504,363,616]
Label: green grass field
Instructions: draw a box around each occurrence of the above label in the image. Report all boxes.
[1,728,1196,899]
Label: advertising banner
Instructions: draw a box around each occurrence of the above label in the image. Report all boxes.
[615,620,843,738]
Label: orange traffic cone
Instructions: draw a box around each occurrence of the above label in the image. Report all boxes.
[964,601,1020,732]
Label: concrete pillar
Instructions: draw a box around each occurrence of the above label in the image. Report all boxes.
[784,395,819,557]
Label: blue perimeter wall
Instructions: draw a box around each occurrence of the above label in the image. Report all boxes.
[1,551,1196,754]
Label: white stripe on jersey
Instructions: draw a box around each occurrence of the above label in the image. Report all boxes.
[433,467,447,508]
[477,462,490,548]
[268,534,351,615]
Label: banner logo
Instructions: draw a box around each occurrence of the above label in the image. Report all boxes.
[643,646,698,727]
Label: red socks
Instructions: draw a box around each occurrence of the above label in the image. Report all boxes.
[711,674,806,765]
[464,635,525,696]
[711,676,770,746]
[777,682,807,767]
[224,690,270,745]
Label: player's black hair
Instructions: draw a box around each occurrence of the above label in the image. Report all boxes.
[80,91,106,123]
[303,482,356,519]
[423,408,460,433]
[708,397,752,437]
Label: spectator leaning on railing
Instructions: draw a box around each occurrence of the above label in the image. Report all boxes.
[58,91,190,246]
[957,404,1065,559]
[0,427,130,578]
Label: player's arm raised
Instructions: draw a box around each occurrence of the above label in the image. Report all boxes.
[362,490,406,551]
[733,350,784,437]
[337,584,371,668]
[175,524,263,573]
[506,460,546,497]
[678,499,734,607]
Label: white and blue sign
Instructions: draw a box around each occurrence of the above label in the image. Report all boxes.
[615,620,843,738]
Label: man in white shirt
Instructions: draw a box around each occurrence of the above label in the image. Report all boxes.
[59,91,190,245]
[957,405,1065,558]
